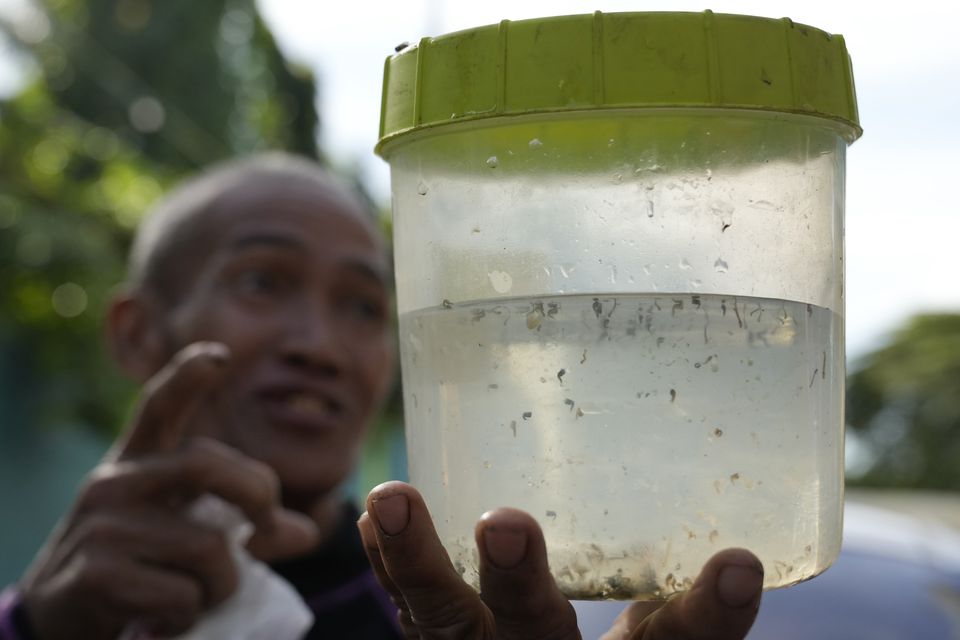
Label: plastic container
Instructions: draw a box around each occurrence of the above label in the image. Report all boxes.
[377,11,861,600]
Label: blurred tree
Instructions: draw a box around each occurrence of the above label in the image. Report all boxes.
[847,314,960,490]
[0,0,321,439]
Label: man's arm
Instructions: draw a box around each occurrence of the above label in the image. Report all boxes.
[15,343,317,640]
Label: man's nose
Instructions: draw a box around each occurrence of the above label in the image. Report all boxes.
[278,300,348,373]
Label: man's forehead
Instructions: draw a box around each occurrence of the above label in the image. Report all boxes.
[214,173,371,221]
[190,172,383,245]
[132,158,391,300]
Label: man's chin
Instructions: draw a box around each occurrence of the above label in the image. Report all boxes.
[223,429,358,501]
[262,450,354,500]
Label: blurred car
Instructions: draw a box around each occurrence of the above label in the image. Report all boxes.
[573,498,960,639]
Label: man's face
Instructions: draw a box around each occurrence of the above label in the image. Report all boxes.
[156,177,393,497]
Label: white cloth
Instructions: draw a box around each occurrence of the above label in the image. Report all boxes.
[121,495,314,640]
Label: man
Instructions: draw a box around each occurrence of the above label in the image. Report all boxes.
[1,153,763,639]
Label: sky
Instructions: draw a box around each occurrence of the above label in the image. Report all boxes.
[256,0,960,362]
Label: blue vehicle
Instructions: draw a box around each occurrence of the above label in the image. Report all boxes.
[573,499,960,639]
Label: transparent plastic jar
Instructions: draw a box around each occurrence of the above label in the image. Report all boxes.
[377,11,861,600]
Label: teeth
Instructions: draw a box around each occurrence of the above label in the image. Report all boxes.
[284,393,328,415]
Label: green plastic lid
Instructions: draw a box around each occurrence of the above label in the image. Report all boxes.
[376,10,861,156]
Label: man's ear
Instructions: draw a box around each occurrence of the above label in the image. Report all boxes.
[106,291,169,383]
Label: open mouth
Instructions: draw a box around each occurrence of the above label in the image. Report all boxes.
[284,391,334,415]
[259,389,344,431]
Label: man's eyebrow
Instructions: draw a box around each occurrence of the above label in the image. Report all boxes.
[226,233,390,286]
[343,258,391,289]
[227,232,307,252]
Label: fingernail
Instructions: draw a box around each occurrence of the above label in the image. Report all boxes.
[483,526,528,569]
[372,493,409,536]
[204,342,230,365]
[182,341,229,364]
[717,563,763,609]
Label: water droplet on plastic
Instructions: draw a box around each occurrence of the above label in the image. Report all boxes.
[705,168,713,180]
[642,264,652,275]
[634,163,663,175]
[643,200,655,218]
[488,270,513,293]
[612,173,623,184]
[486,155,498,168]
[609,265,618,284]
[417,181,428,195]
[680,259,692,271]
[714,258,729,273]
[529,138,543,149]
[691,279,703,289]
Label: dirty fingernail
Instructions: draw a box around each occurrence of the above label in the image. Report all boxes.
[372,493,409,536]
[717,563,763,608]
[483,526,528,569]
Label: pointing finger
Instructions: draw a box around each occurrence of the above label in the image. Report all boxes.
[114,342,229,461]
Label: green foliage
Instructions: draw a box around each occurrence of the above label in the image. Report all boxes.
[33,0,318,166]
[847,314,960,489]
[0,0,321,438]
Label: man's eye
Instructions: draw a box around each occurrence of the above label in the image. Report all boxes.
[350,297,385,320]
[236,269,288,294]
